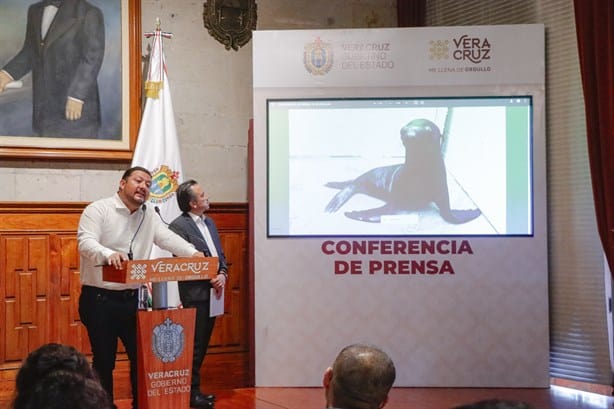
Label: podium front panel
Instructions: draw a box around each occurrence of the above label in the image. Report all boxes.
[137,309,196,409]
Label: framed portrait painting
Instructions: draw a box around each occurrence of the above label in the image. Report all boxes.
[0,0,141,161]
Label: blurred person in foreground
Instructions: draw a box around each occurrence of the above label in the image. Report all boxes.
[12,342,112,409]
[323,343,396,409]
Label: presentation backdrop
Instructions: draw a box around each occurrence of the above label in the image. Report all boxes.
[252,25,547,387]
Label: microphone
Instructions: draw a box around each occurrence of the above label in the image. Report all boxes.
[128,204,147,260]
[154,206,170,225]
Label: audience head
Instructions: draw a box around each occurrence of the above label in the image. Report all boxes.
[452,399,536,409]
[14,370,112,409]
[323,343,396,409]
[12,343,112,409]
[15,343,95,391]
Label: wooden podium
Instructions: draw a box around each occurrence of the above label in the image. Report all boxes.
[103,256,218,409]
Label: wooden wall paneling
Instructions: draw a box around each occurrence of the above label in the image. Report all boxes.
[208,206,249,350]
[3,235,51,363]
[0,202,250,402]
[202,352,250,389]
[210,230,248,350]
[32,236,50,352]
[0,236,5,370]
[1,236,25,364]
[57,235,90,351]
[0,204,98,402]
[200,205,250,389]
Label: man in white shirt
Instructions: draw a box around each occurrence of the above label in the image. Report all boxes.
[77,166,204,409]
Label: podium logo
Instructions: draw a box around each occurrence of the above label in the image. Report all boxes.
[304,37,333,75]
[152,318,185,363]
[130,263,147,281]
[149,165,180,204]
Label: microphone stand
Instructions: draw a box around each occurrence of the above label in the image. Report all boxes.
[128,204,147,260]
[129,205,156,310]
[152,206,170,309]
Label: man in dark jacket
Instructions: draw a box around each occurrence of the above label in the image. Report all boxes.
[0,0,104,137]
[169,179,228,409]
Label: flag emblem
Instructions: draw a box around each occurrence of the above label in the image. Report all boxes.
[149,164,180,204]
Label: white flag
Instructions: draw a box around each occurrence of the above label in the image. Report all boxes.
[132,24,182,308]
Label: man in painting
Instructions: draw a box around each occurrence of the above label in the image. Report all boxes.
[0,0,105,138]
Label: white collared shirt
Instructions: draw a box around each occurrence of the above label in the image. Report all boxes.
[188,212,218,258]
[41,5,59,39]
[77,194,196,290]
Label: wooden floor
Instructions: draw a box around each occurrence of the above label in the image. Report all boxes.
[115,386,614,409]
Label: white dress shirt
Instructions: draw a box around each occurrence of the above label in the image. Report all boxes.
[189,212,219,258]
[77,194,196,290]
[41,5,59,39]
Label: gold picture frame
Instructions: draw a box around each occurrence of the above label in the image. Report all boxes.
[0,0,141,161]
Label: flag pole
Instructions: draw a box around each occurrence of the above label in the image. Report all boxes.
[134,19,184,311]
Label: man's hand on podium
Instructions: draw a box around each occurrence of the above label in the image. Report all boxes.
[107,251,129,269]
[192,251,205,257]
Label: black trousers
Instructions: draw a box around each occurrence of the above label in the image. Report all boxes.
[79,285,139,409]
[182,300,216,393]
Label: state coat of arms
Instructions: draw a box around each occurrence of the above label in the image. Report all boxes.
[203,0,257,51]
[304,37,334,75]
[152,318,185,363]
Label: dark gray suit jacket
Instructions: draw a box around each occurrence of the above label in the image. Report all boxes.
[168,212,228,303]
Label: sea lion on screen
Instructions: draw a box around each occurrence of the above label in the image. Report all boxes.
[324,118,481,224]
